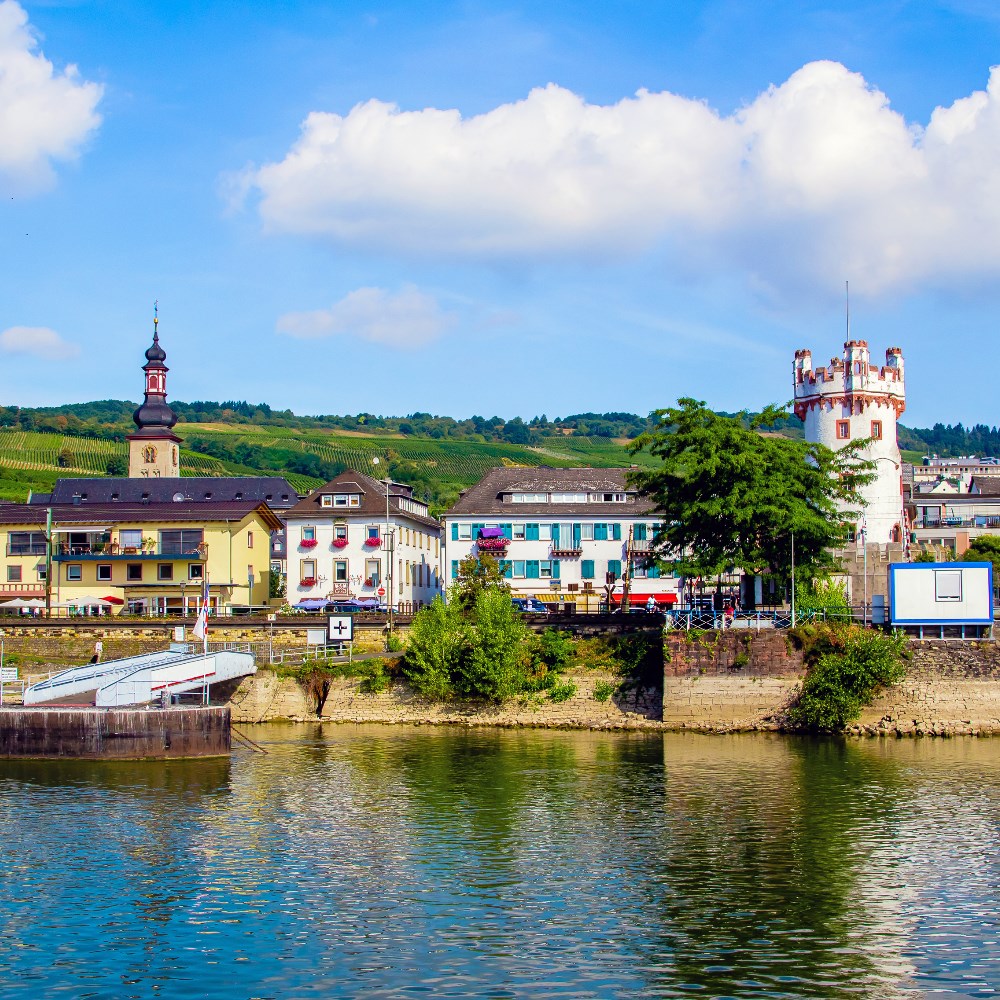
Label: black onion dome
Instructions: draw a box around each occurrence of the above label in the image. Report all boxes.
[144,330,167,364]
[132,397,178,431]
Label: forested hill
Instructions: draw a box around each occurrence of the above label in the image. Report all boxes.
[0,398,985,456]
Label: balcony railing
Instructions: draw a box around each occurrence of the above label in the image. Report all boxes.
[917,517,1000,529]
[53,545,209,560]
[550,540,582,556]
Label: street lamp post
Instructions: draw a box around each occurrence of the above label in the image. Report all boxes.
[372,457,393,635]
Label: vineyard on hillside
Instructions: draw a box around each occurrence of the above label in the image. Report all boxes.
[0,426,646,505]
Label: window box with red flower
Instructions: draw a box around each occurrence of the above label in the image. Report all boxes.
[332,538,349,548]
[300,577,317,587]
[477,536,509,552]
[300,538,318,549]
[364,536,382,547]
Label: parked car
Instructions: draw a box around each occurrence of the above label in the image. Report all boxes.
[511,597,550,615]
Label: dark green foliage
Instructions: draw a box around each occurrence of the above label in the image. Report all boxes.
[787,624,909,731]
[456,588,530,703]
[913,549,937,563]
[954,536,1000,577]
[628,399,875,579]
[593,680,616,702]
[402,597,465,699]
[534,629,574,672]
[795,580,851,620]
[451,553,509,614]
[358,660,390,694]
[105,456,127,476]
[269,567,285,599]
[57,447,74,468]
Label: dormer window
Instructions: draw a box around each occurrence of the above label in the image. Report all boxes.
[590,492,627,503]
[235,492,243,501]
[321,495,333,508]
[333,494,361,507]
[511,492,548,503]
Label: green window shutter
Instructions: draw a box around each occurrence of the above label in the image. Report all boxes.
[552,560,560,579]
[551,523,560,542]
[500,560,513,579]
[612,523,622,540]
[608,559,622,579]
[526,560,540,579]
[634,523,647,541]
[451,523,458,541]
[581,559,594,579]
[451,560,458,580]
[573,523,581,543]
[501,524,512,539]
[472,523,484,537]
[648,564,660,579]
[594,523,608,541]
[526,523,540,541]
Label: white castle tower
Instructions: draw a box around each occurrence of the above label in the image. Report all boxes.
[793,341,905,545]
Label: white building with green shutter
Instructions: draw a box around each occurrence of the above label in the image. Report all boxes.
[441,467,682,609]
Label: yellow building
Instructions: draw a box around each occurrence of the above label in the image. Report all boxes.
[0,500,282,614]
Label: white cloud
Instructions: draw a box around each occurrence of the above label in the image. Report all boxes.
[0,1,102,189]
[0,326,80,360]
[276,285,456,348]
[243,61,1000,298]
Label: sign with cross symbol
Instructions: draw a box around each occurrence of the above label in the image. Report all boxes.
[328,616,354,642]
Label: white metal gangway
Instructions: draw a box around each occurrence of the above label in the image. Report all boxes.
[23,647,256,707]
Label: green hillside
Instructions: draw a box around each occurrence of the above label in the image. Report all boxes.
[0,426,653,508]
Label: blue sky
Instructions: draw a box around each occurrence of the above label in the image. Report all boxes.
[2,1,1000,427]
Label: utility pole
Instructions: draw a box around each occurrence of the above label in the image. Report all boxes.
[45,507,53,618]
[620,524,634,612]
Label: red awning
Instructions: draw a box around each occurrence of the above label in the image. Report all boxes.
[102,595,125,605]
[627,593,677,605]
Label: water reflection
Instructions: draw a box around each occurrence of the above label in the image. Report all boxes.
[2,728,1000,998]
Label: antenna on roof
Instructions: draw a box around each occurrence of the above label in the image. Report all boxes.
[845,280,850,340]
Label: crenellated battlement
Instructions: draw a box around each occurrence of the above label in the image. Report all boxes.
[793,341,905,418]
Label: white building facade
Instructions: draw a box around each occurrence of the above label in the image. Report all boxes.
[794,340,906,545]
[283,470,443,609]
[442,468,681,609]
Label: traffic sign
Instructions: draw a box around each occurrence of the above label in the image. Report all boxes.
[328,615,354,642]
[377,587,385,597]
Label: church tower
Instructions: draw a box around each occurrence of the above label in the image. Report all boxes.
[127,310,181,479]
[793,340,905,545]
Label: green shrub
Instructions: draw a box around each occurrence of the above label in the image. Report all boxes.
[534,629,574,672]
[402,597,466,699]
[593,680,616,702]
[358,660,390,694]
[385,631,404,653]
[788,624,908,731]
[795,580,851,622]
[457,588,529,702]
[547,679,577,703]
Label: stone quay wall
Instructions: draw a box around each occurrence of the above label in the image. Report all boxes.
[9,622,1000,736]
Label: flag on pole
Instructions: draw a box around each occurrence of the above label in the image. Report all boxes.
[192,574,210,645]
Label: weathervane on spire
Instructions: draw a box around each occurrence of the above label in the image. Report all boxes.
[153,300,159,340]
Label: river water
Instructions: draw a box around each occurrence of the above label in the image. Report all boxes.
[1,727,999,999]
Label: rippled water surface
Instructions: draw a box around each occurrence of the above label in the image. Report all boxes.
[3,728,1000,998]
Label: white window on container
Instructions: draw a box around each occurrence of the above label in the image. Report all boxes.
[935,569,963,602]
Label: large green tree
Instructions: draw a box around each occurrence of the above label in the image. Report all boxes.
[955,536,1000,577]
[628,399,873,579]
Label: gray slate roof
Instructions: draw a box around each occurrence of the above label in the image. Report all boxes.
[443,467,655,518]
[32,476,301,508]
[0,501,284,529]
[284,469,440,530]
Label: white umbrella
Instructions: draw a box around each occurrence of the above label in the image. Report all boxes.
[58,596,112,607]
[0,598,45,608]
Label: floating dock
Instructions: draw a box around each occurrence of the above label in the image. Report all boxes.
[0,706,231,759]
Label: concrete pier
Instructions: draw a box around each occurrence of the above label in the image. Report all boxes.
[0,706,231,759]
